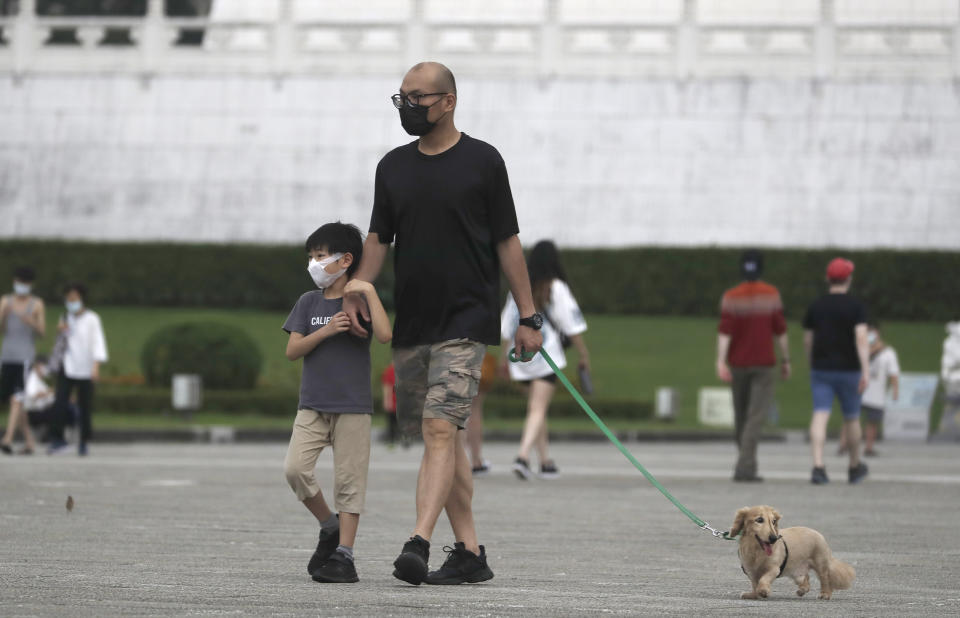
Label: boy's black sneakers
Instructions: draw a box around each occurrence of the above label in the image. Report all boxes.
[307,525,340,576]
[811,466,829,485]
[848,461,869,484]
[392,535,430,585]
[311,550,359,584]
[424,542,494,585]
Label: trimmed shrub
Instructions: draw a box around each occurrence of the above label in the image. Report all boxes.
[140,322,262,389]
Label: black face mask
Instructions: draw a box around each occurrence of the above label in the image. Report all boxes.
[399,102,439,136]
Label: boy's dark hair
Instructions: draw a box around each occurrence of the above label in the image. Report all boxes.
[13,266,35,282]
[868,321,881,331]
[305,222,364,277]
[32,354,48,367]
[64,282,87,301]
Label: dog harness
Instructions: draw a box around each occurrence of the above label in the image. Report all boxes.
[739,536,789,578]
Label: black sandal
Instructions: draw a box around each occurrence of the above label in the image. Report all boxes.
[0,443,12,455]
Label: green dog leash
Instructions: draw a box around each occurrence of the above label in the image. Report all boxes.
[509,347,736,541]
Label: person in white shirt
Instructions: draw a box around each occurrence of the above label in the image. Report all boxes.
[500,241,590,480]
[46,283,108,456]
[0,355,56,455]
[838,323,899,457]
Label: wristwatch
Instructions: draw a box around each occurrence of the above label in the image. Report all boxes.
[518,313,543,330]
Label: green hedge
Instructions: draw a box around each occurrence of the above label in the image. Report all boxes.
[2,240,957,320]
[96,384,652,420]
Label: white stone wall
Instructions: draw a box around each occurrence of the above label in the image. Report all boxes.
[1,74,958,249]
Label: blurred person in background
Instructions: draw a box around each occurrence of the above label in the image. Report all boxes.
[837,322,899,457]
[716,249,790,483]
[46,283,108,457]
[1,355,56,455]
[501,240,589,481]
[1,266,46,420]
[803,258,870,485]
[942,321,960,428]
[464,353,497,476]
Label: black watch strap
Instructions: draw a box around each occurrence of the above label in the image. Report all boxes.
[518,312,543,330]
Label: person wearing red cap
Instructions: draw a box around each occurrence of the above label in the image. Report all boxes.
[802,257,870,485]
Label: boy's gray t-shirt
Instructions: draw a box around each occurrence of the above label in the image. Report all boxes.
[283,291,372,414]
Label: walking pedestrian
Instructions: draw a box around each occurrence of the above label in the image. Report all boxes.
[344,61,542,586]
[502,240,589,481]
[837,322,899,457]
[803,258,870,485]
[1,267,46,417]
[716,249,790,482]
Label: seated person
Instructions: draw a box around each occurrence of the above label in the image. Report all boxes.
[1,356,58,455]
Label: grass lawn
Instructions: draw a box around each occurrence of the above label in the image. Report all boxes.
[32,307,949,431]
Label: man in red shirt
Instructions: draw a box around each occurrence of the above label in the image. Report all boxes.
[716,250,791,482]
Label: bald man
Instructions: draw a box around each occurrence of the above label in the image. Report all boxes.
[344,61,542,585]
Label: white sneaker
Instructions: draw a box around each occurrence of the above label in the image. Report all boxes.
[512,458,533,480]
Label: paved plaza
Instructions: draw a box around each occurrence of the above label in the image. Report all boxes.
[2,438,959,616]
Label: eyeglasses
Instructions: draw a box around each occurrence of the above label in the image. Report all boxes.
[391,92,447,109]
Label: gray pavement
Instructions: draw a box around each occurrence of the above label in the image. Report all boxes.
[2,439,959,616]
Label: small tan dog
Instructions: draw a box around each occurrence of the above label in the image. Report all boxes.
[730,505,855,600]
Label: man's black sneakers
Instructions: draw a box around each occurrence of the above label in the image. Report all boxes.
[307,526,340,576]
[848,461,869,484]
[311,550,359,584]
[393,535,430,585]
[424,542,494,585]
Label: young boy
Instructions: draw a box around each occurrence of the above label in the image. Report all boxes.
[282,222,391,584]
[837,323,900,457]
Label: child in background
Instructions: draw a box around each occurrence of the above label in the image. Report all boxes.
[839,323,899,457]
[1,355,55,455]
[381,362,399,446]
[282,222,391,584]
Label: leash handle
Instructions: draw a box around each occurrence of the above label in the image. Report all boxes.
[507,347,537,362]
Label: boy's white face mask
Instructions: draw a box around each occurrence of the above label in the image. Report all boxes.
[308,253,346,289]
[867,332,878,345]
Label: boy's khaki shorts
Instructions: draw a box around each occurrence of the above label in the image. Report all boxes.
[283,410,371,513]
[393,338,486,436]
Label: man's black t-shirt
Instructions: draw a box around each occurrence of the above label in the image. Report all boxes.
[369,133,520,347]
[802,293,868,371]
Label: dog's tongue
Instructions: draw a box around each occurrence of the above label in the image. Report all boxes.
[763,542,773,556]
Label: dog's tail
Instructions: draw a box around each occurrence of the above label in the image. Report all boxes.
[828,558,855,590]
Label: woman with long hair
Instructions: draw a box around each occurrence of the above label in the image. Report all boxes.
[500,240,590,479]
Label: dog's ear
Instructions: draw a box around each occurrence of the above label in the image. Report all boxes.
[771,508,782,530]
[730,507,750,537]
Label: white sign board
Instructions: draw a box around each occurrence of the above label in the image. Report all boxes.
[698,388,735,428]
[884,373,938,442]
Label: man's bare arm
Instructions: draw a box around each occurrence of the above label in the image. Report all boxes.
[496,235,542,360]
[344,233,389,337]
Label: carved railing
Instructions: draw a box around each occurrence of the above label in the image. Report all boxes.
[1,0,957,77]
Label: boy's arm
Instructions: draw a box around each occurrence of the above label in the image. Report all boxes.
[344,279,392,344]
[285,313,351,360]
